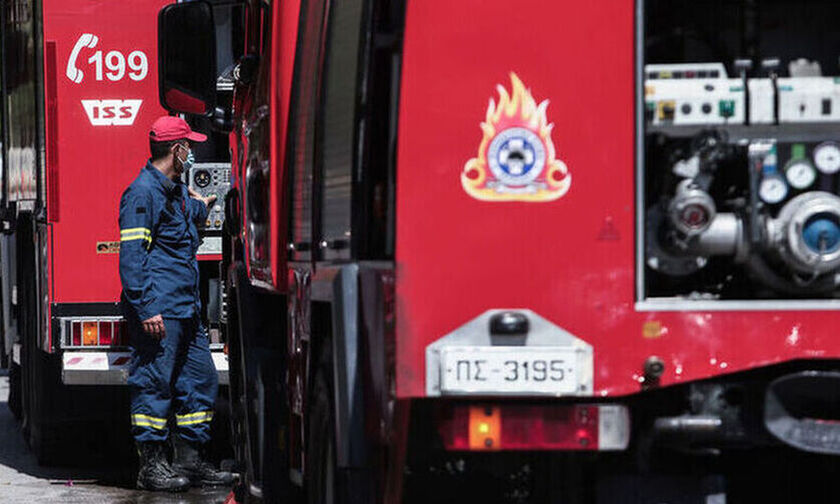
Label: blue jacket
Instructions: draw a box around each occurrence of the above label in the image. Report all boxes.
[119,162,208,320]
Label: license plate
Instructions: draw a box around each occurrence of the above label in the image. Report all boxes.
[439,346,580,395]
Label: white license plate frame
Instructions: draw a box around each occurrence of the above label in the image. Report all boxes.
[439,346,581,396]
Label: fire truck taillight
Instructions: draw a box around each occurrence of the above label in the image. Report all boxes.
[63,318,128,348]
[99,322,113,345]
[72,321,82,346]
[82,322,98,345]
[114,320,127,346]
[438,404,630,452]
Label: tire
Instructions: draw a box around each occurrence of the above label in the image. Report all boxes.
[17,218,64,465]
[307,370,336,504]
[22,345,64,465]
[229,271,262,503]
[228,264,295,503]
[226,282,256,501]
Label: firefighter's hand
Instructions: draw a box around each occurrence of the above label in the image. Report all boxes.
[188,187,217,207]
[142,314,166,339]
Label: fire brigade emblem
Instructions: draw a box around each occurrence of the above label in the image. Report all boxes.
[462,73,571,202]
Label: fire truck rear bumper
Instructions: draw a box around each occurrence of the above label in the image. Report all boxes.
[61,349,230,386]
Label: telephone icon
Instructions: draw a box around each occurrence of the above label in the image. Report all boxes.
[66,33,99,84]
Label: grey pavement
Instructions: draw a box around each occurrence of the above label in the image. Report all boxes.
[0,371,231,503]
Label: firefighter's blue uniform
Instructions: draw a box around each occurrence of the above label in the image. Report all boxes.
[119,161,217,443]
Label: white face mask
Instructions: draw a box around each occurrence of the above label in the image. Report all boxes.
[175,144,194,172]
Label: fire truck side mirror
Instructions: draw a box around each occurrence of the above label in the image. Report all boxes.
[158,1,217,116]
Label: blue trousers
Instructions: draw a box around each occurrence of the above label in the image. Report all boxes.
[127,316,218,443]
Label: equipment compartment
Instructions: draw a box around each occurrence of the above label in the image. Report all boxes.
[640,0,840,304]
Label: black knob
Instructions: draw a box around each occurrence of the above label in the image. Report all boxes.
[489,312,529,336]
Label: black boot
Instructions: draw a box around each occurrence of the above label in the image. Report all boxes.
[172,436,235,487]
[136,441,191,492]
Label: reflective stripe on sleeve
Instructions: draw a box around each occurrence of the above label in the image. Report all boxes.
[175,410,214,426]
[121,227,151,236]
[131,413,167,430]
[120,227,151,241]
[120,227,152,245]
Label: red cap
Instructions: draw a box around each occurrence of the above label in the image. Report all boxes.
[149,116,207,143]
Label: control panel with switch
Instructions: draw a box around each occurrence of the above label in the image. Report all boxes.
[645,63,840,127]
[187,162,231,255]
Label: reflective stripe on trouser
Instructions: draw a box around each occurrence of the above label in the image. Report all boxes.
[176,410,214,426]
[127,316,218,443]
[131,413,167,430]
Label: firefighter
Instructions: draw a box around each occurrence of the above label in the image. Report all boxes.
[119,116,234,492]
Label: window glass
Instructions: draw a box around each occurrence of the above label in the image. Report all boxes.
[288,0,328,258]
[317,0,365,258]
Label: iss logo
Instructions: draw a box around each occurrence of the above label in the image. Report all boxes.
[462,73,571,202]
[81,99,142,126]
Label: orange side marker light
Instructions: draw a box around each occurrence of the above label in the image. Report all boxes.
[82,321,98,346]
[469,406,501,450]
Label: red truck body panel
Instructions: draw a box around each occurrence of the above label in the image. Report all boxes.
[236,0,299,291]
[394,0,840,398]
[42,0,168,304]
[268,0,300,289]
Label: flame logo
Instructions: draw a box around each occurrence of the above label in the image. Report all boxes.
[462,73,571,202]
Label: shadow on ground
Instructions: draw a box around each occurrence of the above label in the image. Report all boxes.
[0,371,231,503]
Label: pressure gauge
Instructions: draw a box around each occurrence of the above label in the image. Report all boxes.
[785,159,817,189]
[814,142,840,174]
[759,174,789,204]
[193,169,211,188]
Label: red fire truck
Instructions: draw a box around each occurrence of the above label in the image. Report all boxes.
[1,0,231,463]
[158,0,840,502]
